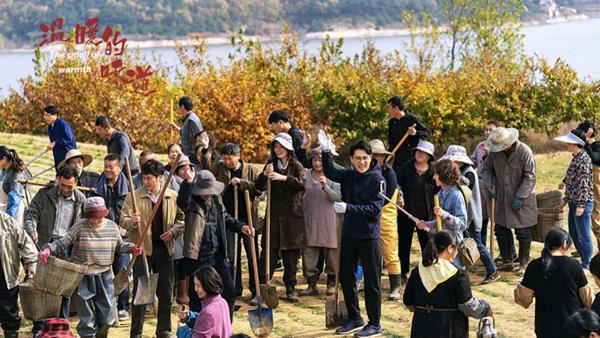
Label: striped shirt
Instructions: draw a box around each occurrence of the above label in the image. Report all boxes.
[50,218,132,274]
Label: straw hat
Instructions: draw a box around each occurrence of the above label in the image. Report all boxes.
[58,149,93,169]
[440,145,473,165]
[485,127,519,153]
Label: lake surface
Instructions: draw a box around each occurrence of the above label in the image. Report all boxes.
[0,18,599,98]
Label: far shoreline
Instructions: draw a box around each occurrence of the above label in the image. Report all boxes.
[0,14,593,54]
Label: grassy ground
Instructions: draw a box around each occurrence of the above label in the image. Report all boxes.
[1,132,583,337]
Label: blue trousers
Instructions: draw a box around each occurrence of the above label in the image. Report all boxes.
[469,224,496,275]
[569,201,594,268]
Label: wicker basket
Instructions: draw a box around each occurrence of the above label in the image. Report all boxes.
[34,256,86,297]
[533,207,566,242]
[536,190,564,209]
[19,280,62,321]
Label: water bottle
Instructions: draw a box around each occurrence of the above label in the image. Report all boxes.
[477,316,497,338]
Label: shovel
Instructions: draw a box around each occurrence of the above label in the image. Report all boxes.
[386,123,416,165]
[325,216,347,328]
[260,178,279,309]
[490,197,496,259]
[133,251,159,305]
[113,154,181,295]
[246,190,273,337]
[25,149,49,168]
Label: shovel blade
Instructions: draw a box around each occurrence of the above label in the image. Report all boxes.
[325,298,348,329]
[113,267,130,295]
[259,284,279,309]
[133,273,159,306]
[248,303,273,337]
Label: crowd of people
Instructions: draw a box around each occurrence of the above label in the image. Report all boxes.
[0,95,599,338]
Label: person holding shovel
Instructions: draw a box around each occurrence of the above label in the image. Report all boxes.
[367,139,402,300]
[396,140,438,283]
[177,169,253,317]
[441,145,499,284]
[120,159,185,338]
[318,130,386,338]
[199,143,261,302]
[39,196,144,338]
[256,132,307,303]
[43,105,77,170]
[415,159,468,268]
[0,210,38,338]
[387,96,429,172]
[481,127,537,276]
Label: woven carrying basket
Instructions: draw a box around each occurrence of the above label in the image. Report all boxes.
[34,256,86,297]
[534,207,566,242]
[19,280,62,321]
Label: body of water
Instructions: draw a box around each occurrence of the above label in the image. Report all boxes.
[0,18,599,98]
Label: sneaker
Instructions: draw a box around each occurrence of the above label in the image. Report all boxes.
[286,291,300,303]
[481,271,500,285]
[118,310,129,321]
[354,324,383,338]
[336,319,365,335]
[249,297,258,306]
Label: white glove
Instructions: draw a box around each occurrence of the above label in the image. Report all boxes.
[333,202,347,214]
[317,130,332,152]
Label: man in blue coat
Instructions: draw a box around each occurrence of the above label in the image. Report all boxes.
[44,105,77,170]
[319,130,386,338]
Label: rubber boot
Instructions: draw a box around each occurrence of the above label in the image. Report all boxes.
[176,275,190,305]
[517,240,531,277]
[326,274,336,296]
[286,287,300,303]
[299,276,319,296]
[388,274,402,301]
[498,235,516,272]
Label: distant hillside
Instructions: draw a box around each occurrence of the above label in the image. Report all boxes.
[0,0,595,48]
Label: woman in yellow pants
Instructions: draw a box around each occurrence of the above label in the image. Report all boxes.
[369,140,402,300]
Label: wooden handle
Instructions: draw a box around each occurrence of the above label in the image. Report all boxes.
[434,195,442,231]
[124,157,141,237]
[266,178,271,281]
[18,179,95,192]
[386,123,417,164]
[334,216,342,304]
[245,190,261,298]
[489,197,496,257]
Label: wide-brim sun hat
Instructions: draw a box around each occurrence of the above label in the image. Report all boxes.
[554,131,586,146]
[412,140,435,159]
[368,139,393,156]
[58,149,93,169]
[485,127,519,153]
[440,145,474,165]
[192,169,225,196]
[272,133,294,152]
[176,155,191,170]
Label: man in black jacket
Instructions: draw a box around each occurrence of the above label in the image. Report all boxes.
[319,130,386,338]
[387,96,430,173]
[95,116,139,176]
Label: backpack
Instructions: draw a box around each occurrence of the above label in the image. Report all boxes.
[457,183,472,207]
